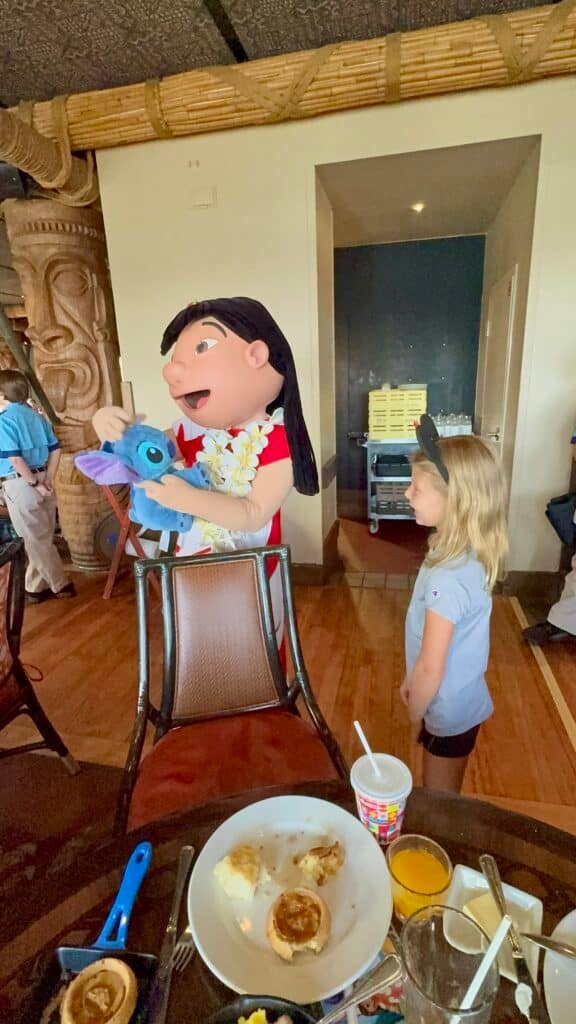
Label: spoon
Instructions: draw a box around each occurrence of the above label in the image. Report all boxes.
[522,933,576,961]
[315,955,402,1024]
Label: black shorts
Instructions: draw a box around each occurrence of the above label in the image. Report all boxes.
[418,723,480,758]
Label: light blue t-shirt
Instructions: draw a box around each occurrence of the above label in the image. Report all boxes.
[405,554,494,737]
[0,402,60,477]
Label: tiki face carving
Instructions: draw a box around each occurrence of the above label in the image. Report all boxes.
[5,200,121,427]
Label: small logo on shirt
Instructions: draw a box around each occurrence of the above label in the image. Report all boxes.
[431,588,439,599]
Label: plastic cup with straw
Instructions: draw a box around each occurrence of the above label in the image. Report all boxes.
[354,721,382,778]
[350,721,413,844]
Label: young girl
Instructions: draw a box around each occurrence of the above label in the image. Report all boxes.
[401,417,508,792]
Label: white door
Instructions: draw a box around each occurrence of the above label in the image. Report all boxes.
[478,265,518,463]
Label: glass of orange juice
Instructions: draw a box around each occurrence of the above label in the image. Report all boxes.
[386,834,452,921]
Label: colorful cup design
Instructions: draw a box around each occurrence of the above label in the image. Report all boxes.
[354,789,407,843]
[350,753,413,845]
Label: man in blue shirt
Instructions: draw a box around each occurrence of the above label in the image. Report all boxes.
[0,370,75,603]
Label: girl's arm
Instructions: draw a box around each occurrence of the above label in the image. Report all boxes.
[137,458,294,533]
[406,609,454,723]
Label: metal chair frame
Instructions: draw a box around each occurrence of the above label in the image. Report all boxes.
[116,545,347,832]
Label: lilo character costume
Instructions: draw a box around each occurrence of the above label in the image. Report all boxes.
[91,297,319,645]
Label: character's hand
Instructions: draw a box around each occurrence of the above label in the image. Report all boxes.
[135,474,193,511]
[399,676,410,706]
[92,406,141,443]
[36,483,51,498]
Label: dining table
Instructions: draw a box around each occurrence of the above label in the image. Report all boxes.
[1,780,575,1023]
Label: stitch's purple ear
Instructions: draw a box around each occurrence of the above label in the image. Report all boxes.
[75,451,140,485]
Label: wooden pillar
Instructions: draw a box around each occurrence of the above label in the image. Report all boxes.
[4,199,123,570]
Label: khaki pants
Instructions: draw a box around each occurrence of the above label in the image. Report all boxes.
[548,552,576,637]
[2,475,69,594]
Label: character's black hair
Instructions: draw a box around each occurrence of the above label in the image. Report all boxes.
[161,297,319,495]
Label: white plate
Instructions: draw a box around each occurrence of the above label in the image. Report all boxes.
[187,795,392,1004]
[445,864,543,982]
[543,908,576,1024]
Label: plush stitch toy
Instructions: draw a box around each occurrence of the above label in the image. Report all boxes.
[75,422,209,532]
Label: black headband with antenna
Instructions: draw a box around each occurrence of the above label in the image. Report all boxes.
[415,414,449,483]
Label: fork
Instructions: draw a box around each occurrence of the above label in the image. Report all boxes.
[170,923,196,971]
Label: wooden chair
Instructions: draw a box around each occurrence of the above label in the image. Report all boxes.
[100,485,161,600]
[116,545,348,833]
[0,540,79,773]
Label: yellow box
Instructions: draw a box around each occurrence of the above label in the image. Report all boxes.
[369,388,426,407]
[369,426,417,440]
[368,387,426,439]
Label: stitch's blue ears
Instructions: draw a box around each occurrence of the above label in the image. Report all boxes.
[415,414,449,484]
[75,450,140,485]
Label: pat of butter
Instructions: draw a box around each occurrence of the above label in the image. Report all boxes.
[463,891,505,939]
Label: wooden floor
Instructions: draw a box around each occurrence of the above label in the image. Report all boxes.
[338,515,429,575]
[4,565,576,835]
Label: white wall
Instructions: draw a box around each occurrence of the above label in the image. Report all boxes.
[476,142,540,566]
[97,76,576,571]
[315,175,337,541]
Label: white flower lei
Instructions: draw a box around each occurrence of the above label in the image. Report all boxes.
[195,407,284,498]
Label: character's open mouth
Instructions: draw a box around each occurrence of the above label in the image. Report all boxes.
[180,389,211,410]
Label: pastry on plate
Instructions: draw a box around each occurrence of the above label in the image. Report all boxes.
[60,957,137,1024]
[298,841,344,887]
[267,887,331,961]
[214,844,270,901]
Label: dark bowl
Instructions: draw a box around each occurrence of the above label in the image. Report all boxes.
[206,995,317,1024]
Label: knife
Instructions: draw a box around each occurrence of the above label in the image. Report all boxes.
[479,854,551,1024]
[146,844,195,1024]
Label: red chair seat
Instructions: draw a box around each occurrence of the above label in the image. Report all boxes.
[128,708,340,832]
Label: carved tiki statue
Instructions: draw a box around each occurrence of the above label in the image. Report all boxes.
[4,199,123,569]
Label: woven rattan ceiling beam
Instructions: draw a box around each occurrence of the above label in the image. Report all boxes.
[8,1,575,153]
[1,1,575,207]
[0,105,97,206]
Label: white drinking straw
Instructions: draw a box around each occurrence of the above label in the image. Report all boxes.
[450,914,513,1024]
[354,720,383,778]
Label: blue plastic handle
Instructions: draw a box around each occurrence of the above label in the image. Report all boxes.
[93,841,152,950]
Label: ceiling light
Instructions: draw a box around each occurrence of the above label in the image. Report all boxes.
[411,202,425,213]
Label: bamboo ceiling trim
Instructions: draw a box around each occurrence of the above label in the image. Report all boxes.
[7,2,576,154]
[0,106,97,206]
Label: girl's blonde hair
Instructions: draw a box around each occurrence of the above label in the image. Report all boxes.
[411,435,508,589]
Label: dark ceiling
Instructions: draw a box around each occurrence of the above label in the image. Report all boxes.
[0,0,551,108]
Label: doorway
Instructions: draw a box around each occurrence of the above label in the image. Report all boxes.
[317,136,540,575]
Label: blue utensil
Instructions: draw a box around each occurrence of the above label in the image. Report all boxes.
[57,841,154,973]
[90,840,152,951]
[22,844,157,1024]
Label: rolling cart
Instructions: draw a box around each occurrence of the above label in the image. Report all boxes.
[365,438,418,534]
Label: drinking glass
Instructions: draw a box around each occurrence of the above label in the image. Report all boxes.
[401,905,500,1023]
[386,834,452,922]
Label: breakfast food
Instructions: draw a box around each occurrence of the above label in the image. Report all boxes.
[60,957,137,1024]
[298,840,344,886]
[238,1013,293,1024]
[266,887,331,961]
[214,844,270,901]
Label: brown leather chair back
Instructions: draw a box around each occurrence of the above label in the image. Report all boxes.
[169,557,280,718]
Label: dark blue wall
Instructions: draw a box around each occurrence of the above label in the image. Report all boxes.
[335,235,485,492]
